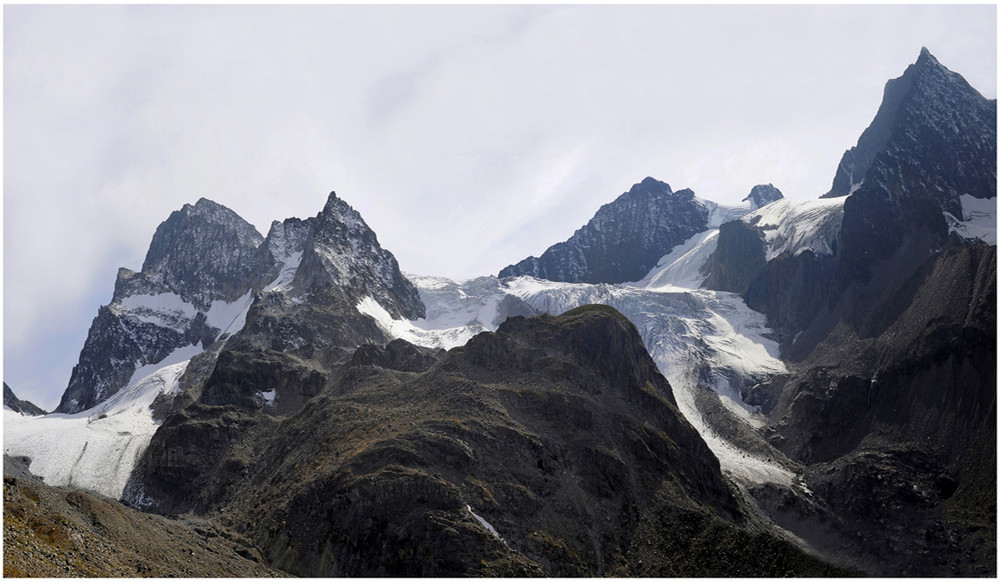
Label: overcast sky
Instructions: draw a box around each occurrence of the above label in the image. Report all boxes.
[4,4,996,410]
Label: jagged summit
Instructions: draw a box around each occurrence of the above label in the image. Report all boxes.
[288,190,424,319]
[822,47,996,208]
[57,189,424,413]
[136,197,263,310]
[742,184,784,211]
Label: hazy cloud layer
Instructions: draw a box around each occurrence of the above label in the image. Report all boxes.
[4,4,996,409]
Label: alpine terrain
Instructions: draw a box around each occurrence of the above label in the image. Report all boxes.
[5,48,995,577]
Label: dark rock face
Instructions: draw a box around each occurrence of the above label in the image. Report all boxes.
[291,192,424,320]
[499,177,710,284]
[742,183,784,210]
[3,383,46,416]
[348,338,441,373]
[695,49,996,576]
[824,48,996,210]
[134,198,264,310]
[712,49,996,352]
[701,219,767,294]
[125,306,841,577]
[757,244,996,576]
[57,202,266,414]
[57,305,193,413]
[57,191,425,414]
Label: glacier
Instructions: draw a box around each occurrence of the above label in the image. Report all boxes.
[384,273,795,486]
[4,361,188,498]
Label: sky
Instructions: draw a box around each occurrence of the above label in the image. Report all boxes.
[3,4,997,411]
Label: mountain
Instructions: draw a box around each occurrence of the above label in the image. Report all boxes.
[499,177,785,286]
[56,199,265,414]
[742,183,784,210]
[700,47,997,575]
[3,383,46,416]
[56,191,423,414]
[498,177,712,284]
[124,305,839,576]
[823,47,996,211]
[5,47,994,578]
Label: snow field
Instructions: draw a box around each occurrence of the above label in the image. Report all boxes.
[748,197,845,260]
[945,194,996,245]
[4,361,189,498]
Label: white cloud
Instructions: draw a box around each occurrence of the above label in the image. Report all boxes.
[4,4,996,408]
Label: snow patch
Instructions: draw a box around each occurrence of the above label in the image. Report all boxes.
[634,229,719,290]
[945,194,996,245]
[697,196,753,228]
[204,290,254,337]
[118,292,198,332]
[264,251,303,292]
[356,296,484,350]
[467,504,506,545]
[125,343,203,389]
[747,197,845,260]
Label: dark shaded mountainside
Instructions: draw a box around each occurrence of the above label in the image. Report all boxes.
[492,47,996,576]
[123,305,838,576]
[699,48,997,576]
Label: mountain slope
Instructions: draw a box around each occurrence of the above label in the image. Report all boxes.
[16,190,426,498]
[56,200,265,414]
[699,48,997,576]
[823,47,996,209]
[3,456,283,577]
[124,306,840,576]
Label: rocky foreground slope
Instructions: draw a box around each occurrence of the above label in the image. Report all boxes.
[3,456,282,577]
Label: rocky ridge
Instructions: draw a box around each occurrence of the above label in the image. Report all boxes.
[3,383,46,416]
[699,48,997,576]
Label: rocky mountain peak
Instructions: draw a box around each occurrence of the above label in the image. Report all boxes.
[4,383,46,416]
[822,48,996,209]
[742,184,784,211]
[499,177,710,284]
[288,192,424,320]
[137,198,264,310]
